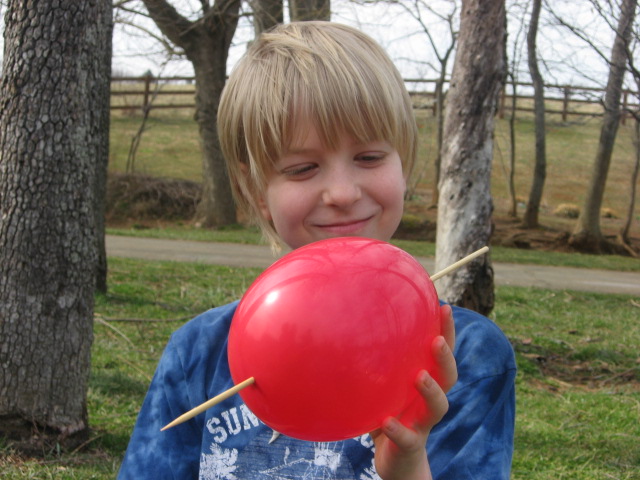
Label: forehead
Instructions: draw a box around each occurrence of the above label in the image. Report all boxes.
[284,104,383,157]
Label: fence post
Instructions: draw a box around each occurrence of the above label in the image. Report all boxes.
[498,86,506,119]
[142,73,153,113]
[562,86,571,122]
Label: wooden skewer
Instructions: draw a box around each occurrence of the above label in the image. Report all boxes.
[161,377,255,431]
[430,246,489,282]
[161,246,489,432]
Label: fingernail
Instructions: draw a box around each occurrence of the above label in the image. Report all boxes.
[383,417,399,434]
[420,370,433,387]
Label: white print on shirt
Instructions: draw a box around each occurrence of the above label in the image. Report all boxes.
[359,458,381,480]
[314,443,341,471]
[355,435,381,480]
[356,434,374,450]
[200,443,239,480]
[258,442,342,479]
[206,404,261,443]
[200,404,380,479]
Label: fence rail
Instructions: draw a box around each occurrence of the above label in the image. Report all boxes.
[111,75,640,124]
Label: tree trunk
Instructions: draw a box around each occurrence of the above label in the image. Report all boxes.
[618,117,639,250]
[289,0,331,21]
[435,0,505,315]
[95,11,113,294]
[251,0,283,36]
[570,0,637,252]
[0,0,112,441]
[522,0,546,229]
[431,78,445,208]
[507,77,518,217]
[142,0,241,227]
[192,51,238,226]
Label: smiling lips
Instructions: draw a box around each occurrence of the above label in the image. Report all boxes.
[314,216,374,235]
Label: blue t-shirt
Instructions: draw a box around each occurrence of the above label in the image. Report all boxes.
[118,301,516,479]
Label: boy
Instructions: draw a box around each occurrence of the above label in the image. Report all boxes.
[118,22,516,480]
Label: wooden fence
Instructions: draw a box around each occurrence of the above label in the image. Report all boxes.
[110,75,640,124]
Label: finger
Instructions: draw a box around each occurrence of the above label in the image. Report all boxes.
[440,303,455,352]
[380,416,421,451]
[369,427,382,443]
[432,336,458,393]
[415,370,449,430]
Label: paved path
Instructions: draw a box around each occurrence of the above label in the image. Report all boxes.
[106,235,640,296]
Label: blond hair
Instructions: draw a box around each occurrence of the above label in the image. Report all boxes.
[218,21,417,248]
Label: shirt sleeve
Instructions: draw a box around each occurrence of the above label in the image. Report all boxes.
[116,339,202,480]
[427,306,517,479]
[117,303,238,480]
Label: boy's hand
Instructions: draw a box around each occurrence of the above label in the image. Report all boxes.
[370,304,457,480]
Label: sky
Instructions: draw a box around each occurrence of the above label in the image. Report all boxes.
[0,0,629,94]
[108,0,625,95]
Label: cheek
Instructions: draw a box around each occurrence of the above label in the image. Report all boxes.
[379,165,406,208]
[263,183,308,227]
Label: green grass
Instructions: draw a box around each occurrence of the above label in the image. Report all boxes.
[494,287,640,479]
[110,108,640,225]
[2,258,638,479]
[109,116,202,180]
[108,108,640,273]
[5,108,637,477]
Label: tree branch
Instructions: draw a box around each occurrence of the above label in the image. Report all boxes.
[141,0,195,47]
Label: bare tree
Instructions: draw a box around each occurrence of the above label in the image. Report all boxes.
[503,0,531,218]
[522,0,547,228]
[569,0,637,252]
[134,0,242,227]
[251,0,283,36]
[0,0,112,444]
[394,0,458,207]
[290,0,331,21]
[435,0,505,314]
[619,115,640,255]
[618,23,640,255]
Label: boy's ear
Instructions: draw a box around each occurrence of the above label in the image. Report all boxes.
[258,196,272,221]
[239,162,273,221]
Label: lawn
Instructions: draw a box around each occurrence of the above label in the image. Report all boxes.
[2,98,639,478]
[1,257,638,479]
[109,107,640,234]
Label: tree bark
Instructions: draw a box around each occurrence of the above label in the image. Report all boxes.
[435,0,505,315]
[570,0,637,252]
[522,0,546,229]
[507,76,518,217]
[431,74,448,208]
[289,0,331,21]
[142,0,241,227]
[251,0,283,36]
[618,117,639,251]
[0,0,112,439]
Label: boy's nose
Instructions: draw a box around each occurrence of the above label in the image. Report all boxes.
[321,170,362,208]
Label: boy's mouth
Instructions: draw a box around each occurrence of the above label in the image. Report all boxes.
[315,216,373,235]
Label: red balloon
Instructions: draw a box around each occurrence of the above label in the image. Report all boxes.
[228,237,441,441]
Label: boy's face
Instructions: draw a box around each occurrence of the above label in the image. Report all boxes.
[259,122,406,250]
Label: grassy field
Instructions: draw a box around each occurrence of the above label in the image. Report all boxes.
[1,257,638,479]
[1,106,638,477]
[109,107,640,232]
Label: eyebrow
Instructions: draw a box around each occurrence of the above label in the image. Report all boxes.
[284,138,384,156]
[283,146,321,156]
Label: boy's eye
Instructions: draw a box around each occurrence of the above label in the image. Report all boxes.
[281,163,317,177]
[355,152,385,164]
